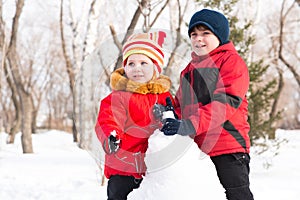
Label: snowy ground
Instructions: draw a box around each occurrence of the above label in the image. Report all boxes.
[0,129,299,200]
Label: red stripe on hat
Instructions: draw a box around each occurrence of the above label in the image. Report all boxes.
[122,41,164,57]
[156,31,166,47]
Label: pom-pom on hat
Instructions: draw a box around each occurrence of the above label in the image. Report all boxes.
[188,9,230,45]
[122,31,166,74]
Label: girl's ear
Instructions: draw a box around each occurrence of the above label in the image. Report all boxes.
[151,59,160,78]
[151,67,157,80]
[123,66,127,76]
[151,63,161,81]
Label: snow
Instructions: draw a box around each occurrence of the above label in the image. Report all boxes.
[0,129,300,200]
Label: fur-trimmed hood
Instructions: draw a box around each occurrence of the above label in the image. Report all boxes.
[110,68,171,94]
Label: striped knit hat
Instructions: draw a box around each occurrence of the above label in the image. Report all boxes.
[122,31,166,74]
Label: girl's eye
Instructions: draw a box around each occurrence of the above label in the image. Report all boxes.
[128,62,134,67]
[141,61,148,65]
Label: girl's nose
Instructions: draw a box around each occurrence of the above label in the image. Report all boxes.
[133,63,142,71]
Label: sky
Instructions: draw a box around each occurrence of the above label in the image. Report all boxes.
[0,129,300,200]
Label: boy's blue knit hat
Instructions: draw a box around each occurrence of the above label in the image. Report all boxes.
[188,9,230,45]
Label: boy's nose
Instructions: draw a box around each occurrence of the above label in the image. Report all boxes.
[196,35,203,41]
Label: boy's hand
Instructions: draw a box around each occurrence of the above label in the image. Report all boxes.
[160,118,196,136]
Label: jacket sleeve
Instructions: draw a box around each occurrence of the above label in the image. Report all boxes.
[189,55,249,135]
[174,75,184,120]
[94,93,127,146]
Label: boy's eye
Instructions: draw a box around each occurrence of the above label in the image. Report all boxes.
[141,61,148,65]
[191,32,197,37]
[203,31,211,35]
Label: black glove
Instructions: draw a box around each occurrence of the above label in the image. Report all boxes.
[160,118,196,136]
[153,103,166,121]
[104,134,121,154]
[108,135,120,153]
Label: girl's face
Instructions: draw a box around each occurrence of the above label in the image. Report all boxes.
[125,54,155,83]
[190,26,220,56]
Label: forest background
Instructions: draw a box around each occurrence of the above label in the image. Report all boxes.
[0,0,299,160]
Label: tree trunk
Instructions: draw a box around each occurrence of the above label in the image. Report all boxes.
[8,60,34,153]
[20,92,34,153]
[60,0,78,142]
[269,67,284,139]
[3,60,21,143]
[31,114,37,133]
[6,0,33,153]
[8,113,21,144]
[72,90,78,142]
[278,0,300,87]
[0,0,21,143]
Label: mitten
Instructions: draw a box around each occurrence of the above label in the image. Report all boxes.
[108,135,120,153]
[160,118,196,136]
[103,130,121,154]
[153,103,166,121]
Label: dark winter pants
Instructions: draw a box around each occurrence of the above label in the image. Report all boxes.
[107,175,143,200]
[211,153,254,200]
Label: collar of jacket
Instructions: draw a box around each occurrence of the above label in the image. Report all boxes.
[191,41,235,62]
[110,68,171,94]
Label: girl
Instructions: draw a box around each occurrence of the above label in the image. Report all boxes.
[95,31,174,200]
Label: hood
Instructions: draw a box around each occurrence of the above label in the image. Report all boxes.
[110,68,171,94]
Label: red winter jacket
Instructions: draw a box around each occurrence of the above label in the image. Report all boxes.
[95,68,174,179]
[174,42,251,157]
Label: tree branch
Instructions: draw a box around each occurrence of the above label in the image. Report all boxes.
[278,0,300,87]
[113,0,148,70]
[109,24,122,51]
[149,0,170,28]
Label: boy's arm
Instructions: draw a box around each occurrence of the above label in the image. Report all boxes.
[189,55,249,135]
[174,93,182,119]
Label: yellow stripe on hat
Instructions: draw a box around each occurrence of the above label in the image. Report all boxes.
[123,48,164,66]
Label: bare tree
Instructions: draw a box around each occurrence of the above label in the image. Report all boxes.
[30,62,51,133]
[0,1,21,143]
[247,0,299,129]
[269,0,300,128]
[278,0,300,87]
[2,60,22,143]
[60,0,103,145]
[110,0,149,70]
[4,0,34,153]
[77,0,102,149]
[165,0,190,88]
[60,0,78,142]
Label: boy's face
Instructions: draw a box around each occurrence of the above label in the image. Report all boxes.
[125,54,155,83]
[190,26,220,56]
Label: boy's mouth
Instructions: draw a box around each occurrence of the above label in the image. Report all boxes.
[195,44,205,48]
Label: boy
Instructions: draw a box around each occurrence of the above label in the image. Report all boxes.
[95,31,174,200]
[160,9,254,200]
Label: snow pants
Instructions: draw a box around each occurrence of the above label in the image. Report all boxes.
[107,175,143,200]
[211,153,254,200]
